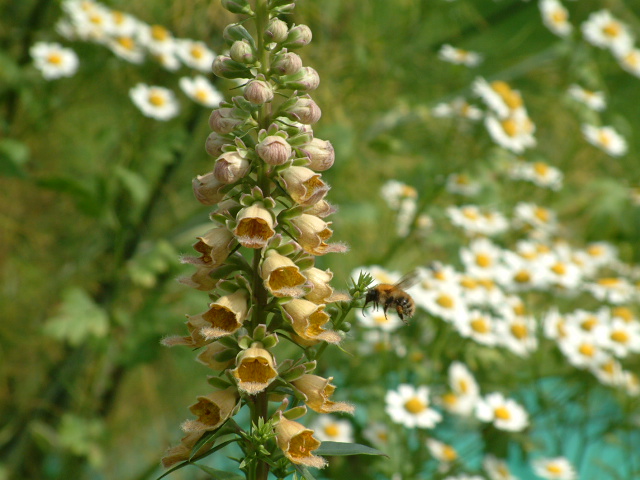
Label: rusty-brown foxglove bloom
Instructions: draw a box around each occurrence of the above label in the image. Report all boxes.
[283,299,341,344]
[231,346,278,394]
[187,290,249,340]
[182,387,239,433]
[292,374,355,414]
[275,414,327,469]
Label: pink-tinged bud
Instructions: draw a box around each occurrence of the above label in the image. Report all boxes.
[244,79,274,104]
[286,97,321,125]
[205,132,230,158]
[283,67,320,91]
[256,135,292,165]
[284,24,312,49]
[213,151,250,184]
[211,55,251,79]
[229,40,255,64]
[301,138,334,171]
[209,108,244,134]
[192,172,225,205]
[265,18,289,43]
[281,166,329,206]
[271,52,303,76]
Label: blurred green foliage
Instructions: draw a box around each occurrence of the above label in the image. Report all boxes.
[1,0,639,479]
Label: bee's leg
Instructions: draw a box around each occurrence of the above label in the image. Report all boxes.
[384,298,394,319]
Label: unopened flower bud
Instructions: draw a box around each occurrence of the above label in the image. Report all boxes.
[256,135,292,165]
[271,52,303,76]
[229,40,255,64]
[265,18,289,43]
[212,55,250,79]
[192,172,225,205]
[221,0,253,15]
[244,79,274,104]
[205,132,230,158]
[286,97,321,125]
[284,24,312,49]
[213,151,250,184]
[301,138,334,171]
[283,66,320,91]
[209,108,244,134]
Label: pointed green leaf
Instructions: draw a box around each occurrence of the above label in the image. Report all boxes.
[193,464,244,479]
[293,465,317,480]
[314,441,388,457]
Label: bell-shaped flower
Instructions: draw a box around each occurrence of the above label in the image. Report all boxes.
[182,387,239,433]
[275,414,327,469]
[303,267,348,304]
[261,249,307,297]
[214,151,250,184]
[292,374,355,414]
[231,346,278,395]
[189,227,235,267]
[281,166,329,206]
[234,202,276,248]
[187,290,249,341]
[291,214,346,256]
[283,299,341,344]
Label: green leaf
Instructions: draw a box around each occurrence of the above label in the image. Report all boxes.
[0,138,29,177]
[293,465,317,480]
[193,464,244,479]
[114,165,150,208]
[37,176,103,217]
[314,441,388,457]
[44,288,110,346]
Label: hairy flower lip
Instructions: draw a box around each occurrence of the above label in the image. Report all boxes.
[283,299,341,344]
[234,203,276,248]
[188,290,249,341]
[231,346,278,394]
[261,249,308,297]
[275,414,327,469]
[292,374,355,414]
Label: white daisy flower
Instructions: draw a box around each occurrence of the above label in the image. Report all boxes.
[473,78,514,118]
[381,180,418,210]
[310,416,354,443]
[449,362,480,400]
[359,309,405,332]
[585,277,635,304]
[615,47,640,78]
[446,173,482,196]
[63,0,113,43]
[595,318,640,358]
[129,83,179,121]
[175,39,216,72]
[460,237,504,280]
[543,308,570,342]
[438,44,483,67]
[179,75,224,107]
[589,356,624,387]
[385,384,442,429]
[582,124,627,157]
[622,371,640,396]
[540,0,572,37]
[108,10,141,37]
[362,422,389,446]
[138,23,176,55]
[426,438,458,465]
[483,454,519,480]
[414,283,468,323]
[475,392,529,432]
[454,309,500,346]
[447,205,509,237]
[567,84,606,111]
[107,35,145,63]
[531,457,577,480]
[496,314,538,357]
[513,202,557,238]
[583,242,618,269]
[432,98,483,121]
[509,160,564,190]
[558,331,609,369]
[545,257,583,290]
[581,10,634,54]
[497,251,550,291]
[30,42,79,79]
[485,113,536,153]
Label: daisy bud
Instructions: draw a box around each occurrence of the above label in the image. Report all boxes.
[205,132,230,158]
[292,374,355,414]
[301,138,335,171]
[291,214,346,256]
[283,66,320,91]
[229,40,255,64]
[209,107,244,134]
[284,24,313,50]
[191,227,235,267]
[196,341,235,370]
[271,51,303,75]
[192,172,225,205]
[275,413,327,469]
[281,166,329,206]
[213,151,250,184]
[234,202,276,248]
[188,289,249,340]
[184,387,239,433]
[286,96,321,125]
[265,18,289,44]
[261,249,307,298]
[231,346,278,394]
[244,79,274,104]
[256,135,292,165]
[283,299,341,344]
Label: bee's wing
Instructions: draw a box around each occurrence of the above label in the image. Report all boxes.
[393,271,420,290]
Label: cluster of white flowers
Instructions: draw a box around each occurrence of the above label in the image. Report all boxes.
[567,84,606,112]
[31,0,225,121]
[446,205,509,237]
[380,180,419,237]
[432,97,483,121]
[539,0,572,38]
[473,78,537,154]
[438,45,483,67]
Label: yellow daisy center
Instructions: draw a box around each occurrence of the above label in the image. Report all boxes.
[515,270,532,283]
[47,53,63,65]
[462,208,480,220]
[195,88,209,102]
[151,25,169,41]
[598,130,612,147]
[546,464,563,474]
[475,253,492,268]
[579,343,595,357]
[552,10,567,24]
[436,294,455,309]
[117,36,135,51]
[471,317,490,334]
[501,118,518,137]
[610,330,629,344]
[602,21,621,38]
[443,445,457,461]
[148,92,166,107]
[598,277,621,287]
[580,317,598,331]
[404,397,427,414]
[191,45,205,59]
[494,406,511,420]
[551,262,567,275]
[534,207,550,222]
[323,423,340,438]
[612,307,634,322]
[533,162,549,176]
[510,323,528,339]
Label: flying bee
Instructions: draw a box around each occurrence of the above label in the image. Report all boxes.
[364,271,419,324]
